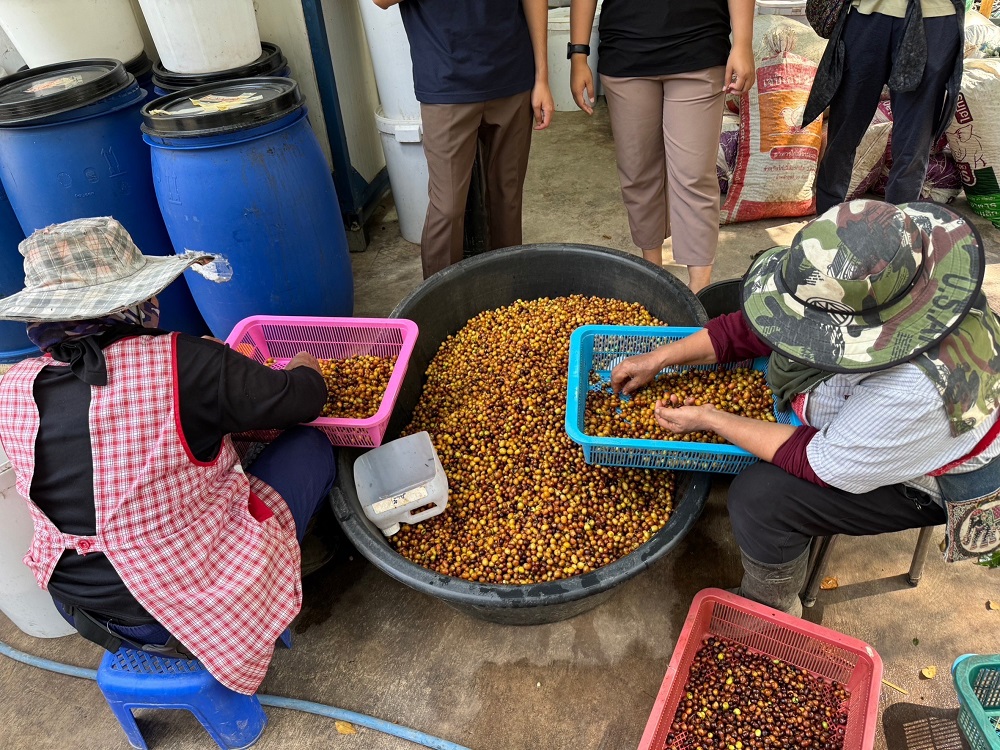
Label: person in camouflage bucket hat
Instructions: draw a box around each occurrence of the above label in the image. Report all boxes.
[611,200,1000,618]
[742,200,984,374]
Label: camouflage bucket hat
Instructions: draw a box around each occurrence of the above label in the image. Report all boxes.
[0,217,215,323]
[741,200,985,373]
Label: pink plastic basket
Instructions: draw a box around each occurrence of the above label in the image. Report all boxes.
[224,315,419,448]
[637,589,883,750]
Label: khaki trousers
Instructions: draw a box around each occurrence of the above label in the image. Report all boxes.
[601,68,726,266]
[419,91,533,279]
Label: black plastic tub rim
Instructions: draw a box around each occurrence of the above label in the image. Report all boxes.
[329,470,709,611]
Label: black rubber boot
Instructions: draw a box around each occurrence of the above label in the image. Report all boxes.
[733,549,809,618]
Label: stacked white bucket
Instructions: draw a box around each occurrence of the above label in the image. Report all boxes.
[0,0,144,67]
[547,3,602,111]
[136,0,262,74]
[0,443,75,638]
[358,0,428,244]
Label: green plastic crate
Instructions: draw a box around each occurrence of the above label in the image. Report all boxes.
[954,654,1000,750]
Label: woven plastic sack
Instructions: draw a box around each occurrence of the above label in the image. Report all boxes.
[721,33,822,224]
[727,16,827,115]
[717,113,740,194]
[965,10,1000,58]
[922,152,964,203]
[946,59,1000,228]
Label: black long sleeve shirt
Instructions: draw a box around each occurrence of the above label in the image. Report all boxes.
[29,332,327,624]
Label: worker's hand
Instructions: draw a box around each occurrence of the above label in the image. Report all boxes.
[611,351,664,396]
[571,57,596,115]
[653,400,719,434]
[201,335,223,344]
[532,80,554,130]
[286,351,321,375]
[725,45,755,96]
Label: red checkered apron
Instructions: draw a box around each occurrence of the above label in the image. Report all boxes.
[0,334,302,695]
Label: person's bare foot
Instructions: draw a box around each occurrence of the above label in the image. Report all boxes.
[687,265,713,294]
[642,247,663,266]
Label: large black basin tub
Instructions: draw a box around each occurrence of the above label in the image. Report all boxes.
[331,244,711,624]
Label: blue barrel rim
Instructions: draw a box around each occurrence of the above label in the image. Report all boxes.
[0,59,135,126]
[141,77,303,139]
[142,105,308,150]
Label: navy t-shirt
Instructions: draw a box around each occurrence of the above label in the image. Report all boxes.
[399,0,535,105]
[598,0,732,78]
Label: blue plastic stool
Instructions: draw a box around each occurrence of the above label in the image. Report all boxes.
[96,647,267,750]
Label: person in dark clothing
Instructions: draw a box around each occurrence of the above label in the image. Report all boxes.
[611,201,1000,618]
[804,0,966,214]
[0,217,335,696]
[374,0,554,279]
[569,0,755,292]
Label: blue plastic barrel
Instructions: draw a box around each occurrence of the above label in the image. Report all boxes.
[142,78,354,338]
[125,52,157,105]
[0,60,208,335]
[0,181,36,363]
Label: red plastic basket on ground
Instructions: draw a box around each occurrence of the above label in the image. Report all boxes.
[225,316,419,448]
[637,588,883,750]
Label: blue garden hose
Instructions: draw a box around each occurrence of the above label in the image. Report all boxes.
[0,638,471,750]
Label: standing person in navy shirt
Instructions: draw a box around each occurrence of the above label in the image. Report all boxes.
[373,0,555,279]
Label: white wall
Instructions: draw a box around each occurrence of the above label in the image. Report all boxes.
[318,0,384,183]
[252,0,334,167]
[0,23,24,77]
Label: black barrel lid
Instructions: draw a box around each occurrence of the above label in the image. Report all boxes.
[124,51,153,81]
[141,77,303,137]
[0,59,134,125]
[151,42,287,91]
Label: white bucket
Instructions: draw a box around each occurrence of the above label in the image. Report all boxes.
[357,0,420,121]
[547,5,601,112]
[374,109,428,244]
[0,446,75,638]
[135,0,261,75]
[0,0,144,69]
[755,0,808,17]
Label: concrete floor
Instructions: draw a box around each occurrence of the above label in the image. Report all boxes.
[2,103,1000,750]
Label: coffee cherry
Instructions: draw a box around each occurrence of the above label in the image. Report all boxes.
[389,296,677,585]
[584,368,776,443]
[265,355,396,420]
[664,638,851,750]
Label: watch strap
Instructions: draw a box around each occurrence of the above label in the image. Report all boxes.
[567,43,591,60]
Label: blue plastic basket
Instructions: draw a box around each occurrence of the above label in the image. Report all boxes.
[565,326,799,474]
[953,654,1000,750]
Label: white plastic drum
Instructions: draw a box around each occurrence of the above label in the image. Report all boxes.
[375,108,428,244]
[0,444,74,638]
[547,5,602,112]
[357,0,420,121]
[135,0,261,75]
[0,0,144,69]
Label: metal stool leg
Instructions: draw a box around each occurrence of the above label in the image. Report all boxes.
[906,526,936,586]
[802,535,839,608]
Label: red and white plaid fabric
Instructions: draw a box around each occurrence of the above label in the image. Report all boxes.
[0,334,302,695]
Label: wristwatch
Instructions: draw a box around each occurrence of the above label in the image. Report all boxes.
[567,43,591,60]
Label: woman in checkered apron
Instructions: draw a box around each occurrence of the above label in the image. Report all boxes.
[0,218,337,695]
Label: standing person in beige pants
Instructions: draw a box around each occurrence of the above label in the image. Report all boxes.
[570,0,755,293]
[374,0,554,280]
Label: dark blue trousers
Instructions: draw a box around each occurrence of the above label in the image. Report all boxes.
[55,426,336,646]
[815,9,962,214]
